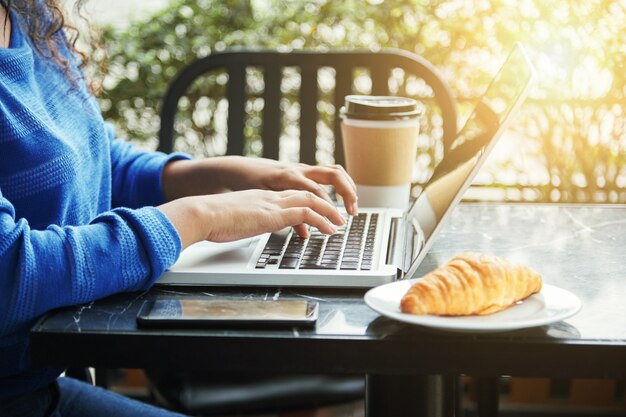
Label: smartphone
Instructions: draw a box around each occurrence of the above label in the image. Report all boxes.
[136,298,319,328]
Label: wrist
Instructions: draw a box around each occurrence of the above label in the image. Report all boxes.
[158,196,211,249]
[161,159,193,201]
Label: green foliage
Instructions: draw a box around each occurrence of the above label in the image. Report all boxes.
[97,0,626,202]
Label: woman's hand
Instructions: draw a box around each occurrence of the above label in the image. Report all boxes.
[162,156,358,215]
[158,189,346,249]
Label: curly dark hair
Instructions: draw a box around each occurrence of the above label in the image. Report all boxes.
[3,0,102,94]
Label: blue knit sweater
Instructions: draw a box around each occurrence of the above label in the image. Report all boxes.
[0,11,188,399]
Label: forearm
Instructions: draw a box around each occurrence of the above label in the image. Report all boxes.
[161,156,246,201]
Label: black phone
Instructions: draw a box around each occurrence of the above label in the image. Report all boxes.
[136,298,319,328]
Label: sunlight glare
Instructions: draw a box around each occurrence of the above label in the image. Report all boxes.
[535,46,572,83]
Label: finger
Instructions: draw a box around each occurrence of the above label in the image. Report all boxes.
[292,224,309,238]
[303,167,359,215]
[277,172,336,207]
[282,207,337,235]
[330,164,359,215]
[331,164,357,192]
[301,164,357,193]
[278,190,345,226]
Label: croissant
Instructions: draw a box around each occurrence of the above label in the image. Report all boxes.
[401,253,542,316]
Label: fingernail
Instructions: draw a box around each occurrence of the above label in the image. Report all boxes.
[351,202,359,215]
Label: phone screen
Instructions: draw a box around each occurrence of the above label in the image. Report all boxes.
[137,299,318,327]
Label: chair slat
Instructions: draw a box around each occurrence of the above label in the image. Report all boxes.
[370,66,389,96]
[227,65,246,156]
[333,68,352,166]
[299,66,318,165]
[262,67,282,160]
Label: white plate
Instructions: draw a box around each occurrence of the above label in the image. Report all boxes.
[364,280,582,333]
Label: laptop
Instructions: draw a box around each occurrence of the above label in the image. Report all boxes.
[157,42,536,288]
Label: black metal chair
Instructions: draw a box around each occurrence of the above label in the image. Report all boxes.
[157,48,457,162]
[152,48,458,416]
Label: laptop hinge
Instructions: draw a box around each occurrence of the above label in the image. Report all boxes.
[386,217,410,276]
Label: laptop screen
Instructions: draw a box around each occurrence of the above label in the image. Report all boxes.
[403,43,536,278]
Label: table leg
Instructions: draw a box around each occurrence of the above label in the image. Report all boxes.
[366,374,455,417]
[444,375,464,417]
[476,376,499,417]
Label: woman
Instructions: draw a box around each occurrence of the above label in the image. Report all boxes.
[0,1,358,416]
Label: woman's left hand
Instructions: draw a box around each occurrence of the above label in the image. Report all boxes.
[162,156,359,215]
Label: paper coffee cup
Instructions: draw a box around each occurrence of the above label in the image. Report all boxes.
[340,95,420,209]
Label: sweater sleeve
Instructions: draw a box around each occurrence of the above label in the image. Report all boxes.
[106,123,191,208]
[0,189,181,335]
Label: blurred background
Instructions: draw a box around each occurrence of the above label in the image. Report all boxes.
[73,0,626,203]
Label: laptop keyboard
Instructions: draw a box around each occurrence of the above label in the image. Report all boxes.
[255,213,378,271]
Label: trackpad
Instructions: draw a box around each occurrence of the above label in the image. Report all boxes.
[170,237,260,271]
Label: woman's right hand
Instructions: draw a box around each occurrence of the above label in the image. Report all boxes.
[158,189,346,249]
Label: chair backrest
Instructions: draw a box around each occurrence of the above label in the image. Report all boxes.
[158,48,457,167]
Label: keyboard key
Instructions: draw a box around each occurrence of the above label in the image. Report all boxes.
[279,257,299,269]
[299,264,325,269]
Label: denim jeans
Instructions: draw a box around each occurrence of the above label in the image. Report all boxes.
[0,376,188,417]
